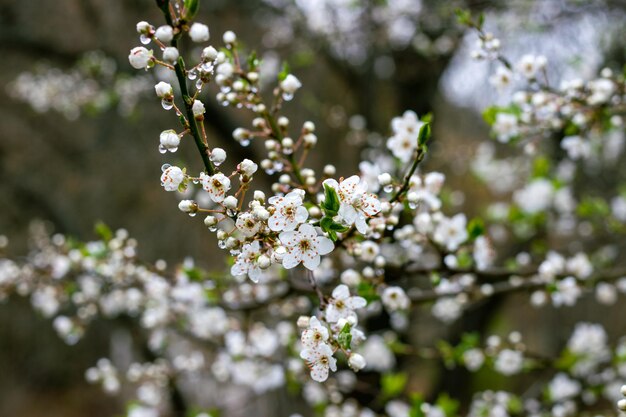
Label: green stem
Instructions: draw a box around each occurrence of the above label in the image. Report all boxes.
[158,1,215,175]
[390,146,426,203]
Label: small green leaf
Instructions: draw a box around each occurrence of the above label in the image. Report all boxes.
[183,0,200,19]
[418,123,431,146]
[436,393,460,417]
[381,372,408,399]
[322,184,340,216]
[467,217,485,240]
[278,61,291,82]
[94,221,112,242]
[356,282,379,303]
[337,323,353,350]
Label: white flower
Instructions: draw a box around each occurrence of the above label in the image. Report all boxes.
[408,172,445,210]
[323,175,381,234]
[189,23,210,42]
[493,113,518,143]
[566,253,593,279]
[386,110,424,162]
[301,316,329,348]
[325,284,367,323]
[300,343,337,382]
[268,191,309,232]
[280,74,302,94]
[128,47,153,69]
[155,25,173,42]
[231,240,263,282]
[160,166,184,192]
[549,373,581,403]
[587,78,615,105]
[516,54,546,79]
[463,348,485,371]
[561,136,591,160]
[238,159,258,177]
[192,100,205,118]
[235,212,261,237]
[162,46,179,63]
[433,214,468,251]
[381,286,410,311]
[473,236,495,270]
[513,179,553,214]
[216,62,234,78]
[360,335,395,372]
[279,224,334,270]
[154,81,173,98]
[552,277,581,307]
[200,172,231,203]
[432,297,462,323]
[494,349,523,375]
[159,129,180,152]
[489,66,513,90]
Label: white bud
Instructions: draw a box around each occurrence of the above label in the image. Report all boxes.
[280,74,302,94]
[247,72,259,82]
[162,46,179,63]
[260,159,273,170]
[279,174,291,184]
[178,200,198,213]
[210,148,227,164]
[303,121,315,133]
[223,30,237,44]
[265,140,277,150]
[281,137,294,148]
[189,23,210,42]
[621,385,626,396]
[201,46,218,61]
[192,100,205,118]
[154,81,173,98]
[159,129,180,151]
[239,159,258,176]
[348,353,366,371]
[155,25,174,42]
[297,316,310,328]
[254,103,266,113]
[407,191,419,203]
[378,173,392,186]
[216,62,234,78]
[223,196,238,210]
[136,21,152,34]
[233,128,248,141]
[232,80,245,91]
[618,399,626,411]
[303,133,317,146]
[257,254,271,269]
[204,215,217,227]
[128,47,153,70]
[323,165,336,176]
[253,190,265,201]
[278,116,289,127]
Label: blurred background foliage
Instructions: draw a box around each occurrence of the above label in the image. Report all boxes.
[1,0,626,415]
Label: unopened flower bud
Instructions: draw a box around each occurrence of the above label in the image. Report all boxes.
[223,196,238,210]
[348,353,366,371]
[323,165,336,176]
[136,21,152,35]
[257,254,271,269]
[280,74,302,94]
[155,25,173,42]
[303,121,315,133]
[278,117,289,128]
[159,129,180,152]
[222,30,237,44]
[192,100,205,118]
[204,215,217,227]
[162,46,179,63]
[189,23,210,42]
[247,72,259,82]
[238,159,258,177]
[201,46,218,61]
[303,133,317,146]
[178,200,198,213]
[279,174,291,184]
[210,148,226,164]
[378,173,392,186]
[128,47,153,70]
[233,128,249,141]
[281,137,294,148]
[154,82,173,98]
[297,316,310,328]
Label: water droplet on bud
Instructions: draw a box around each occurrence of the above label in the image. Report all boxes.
[383,185,394,193]
[161,164,171,172]
[158,144,167,154]
[140,34,151,45]
[282,93,294,101]
[161,99,173,110]
[188,69,198,80]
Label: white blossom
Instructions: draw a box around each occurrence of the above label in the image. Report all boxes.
[494,349,524,375]
[325,284,366,323]
[433,214,468,251]
[381,286,410,311]
[268,190,309,232]
[160,166,184,192]
[279,224,334,270]
[280,74,302,94]
[323,175,381,234]
[300,343,337,382]
[200,172,231,203]
[189,23,210,42]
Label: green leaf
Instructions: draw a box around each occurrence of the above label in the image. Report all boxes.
[409,393,425,417]
[418,123,431,146]
[356,282,380,303]
[467,217,485,240]
[531,156,551,178]
[381,372,408,399]
[322,184,340,216]
[94,221,112,242]
[183,0,200,19]
[247,50,260,71]
[337,323,353,350]
[278,61,291,82]
[436,393,460,417]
